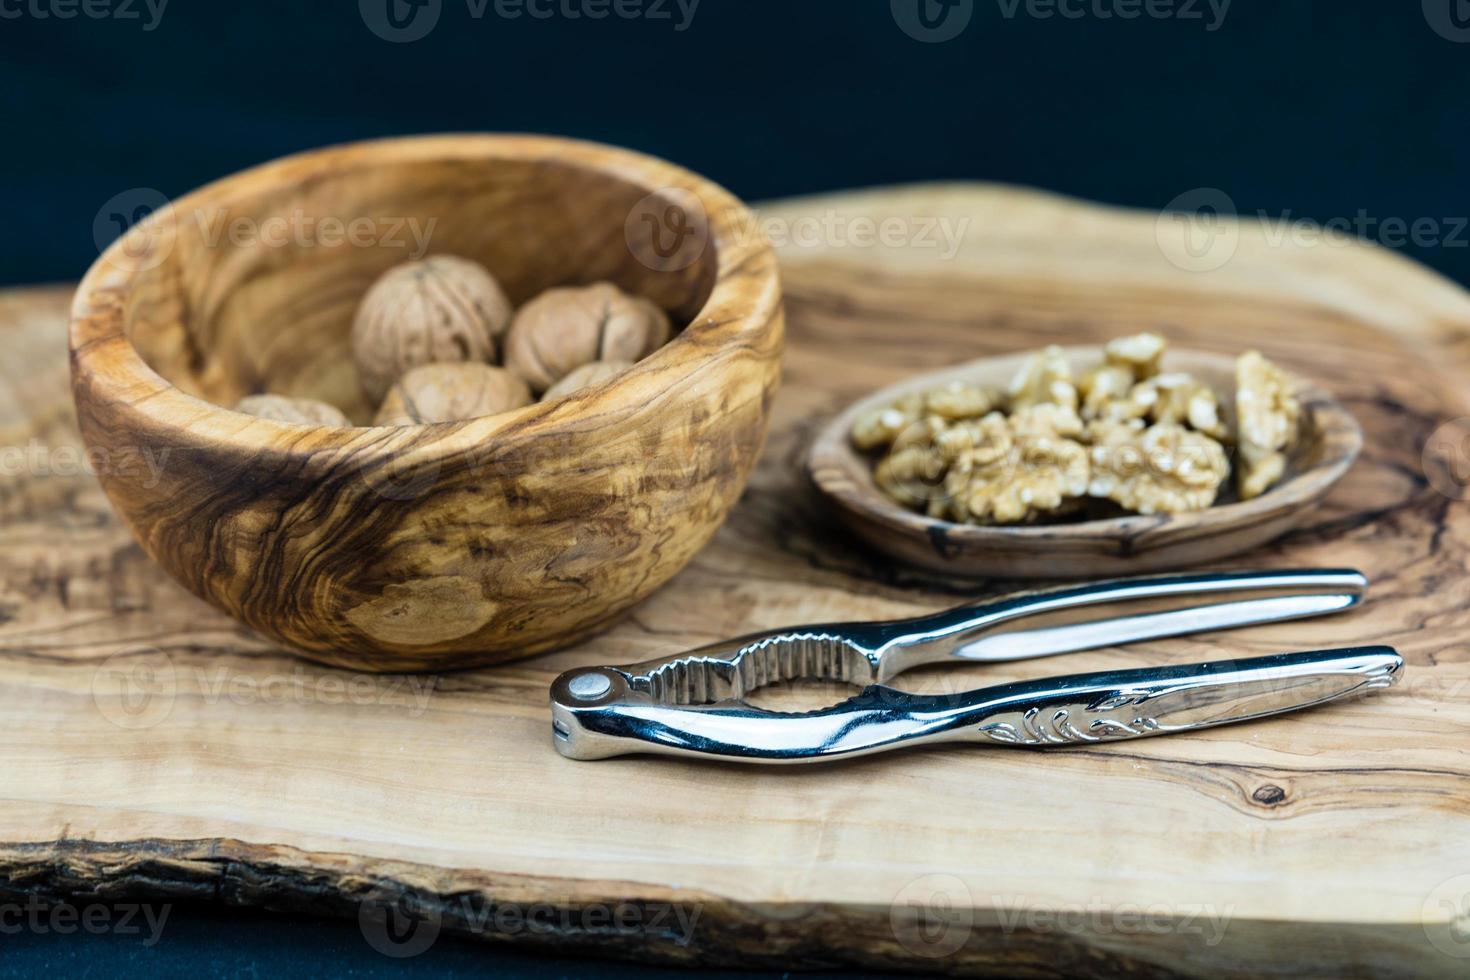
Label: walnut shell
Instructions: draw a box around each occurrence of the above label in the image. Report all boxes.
[373,363,532,426]
[351,255,512,402]
[504,282,671,393]
[541,360,634,401]
[235,394,351,427]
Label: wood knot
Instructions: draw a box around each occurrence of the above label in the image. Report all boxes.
[344,576,498,647]
[1252,784,1287,806]
[926,524,958,559]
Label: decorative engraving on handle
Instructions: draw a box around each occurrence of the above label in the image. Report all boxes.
[979,700,1172,745]
[1356,663,1399,691]
[977,661,1400,746]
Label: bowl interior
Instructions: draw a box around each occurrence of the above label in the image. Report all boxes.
[812,346,1359,539]
[119,145,719,422]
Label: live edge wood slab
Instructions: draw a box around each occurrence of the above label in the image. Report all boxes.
[3,183,1470,978]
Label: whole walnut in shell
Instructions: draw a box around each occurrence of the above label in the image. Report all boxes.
[235,394,350,427]
[351,255,513,402]
[373,363,532,426]
[504,282,671,394]
[541,360,634,401]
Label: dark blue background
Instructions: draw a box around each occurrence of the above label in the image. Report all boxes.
[4,2,1470,287]
[3,1,1468,975]
[0,901,914,979]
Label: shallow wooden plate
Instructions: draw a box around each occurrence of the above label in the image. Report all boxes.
[806,346,1361,577]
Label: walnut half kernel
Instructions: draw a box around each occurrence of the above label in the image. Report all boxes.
[851,334,1302,526]
[1088,421,1230,516]
[1235,350,1302,500]
[947,429,1089,525]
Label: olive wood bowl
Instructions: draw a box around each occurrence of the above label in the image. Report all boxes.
[70,135,783,671]
[807,347,1359,578]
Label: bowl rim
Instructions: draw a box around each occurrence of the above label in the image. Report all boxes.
[68,133,781,456]
[806,345,1363,547]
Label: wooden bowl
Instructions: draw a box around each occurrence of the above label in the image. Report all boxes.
[69,135,783,671]
[807,347,1359,578]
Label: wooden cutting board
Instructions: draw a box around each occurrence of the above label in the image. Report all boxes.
[3,184,1470,978]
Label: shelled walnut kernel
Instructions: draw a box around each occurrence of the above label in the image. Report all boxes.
[1235,350,1302,500]
[1087,421,1230,515]
[946,431,1089,524]
[1007,345,1078,412]
[851,334,1302,525]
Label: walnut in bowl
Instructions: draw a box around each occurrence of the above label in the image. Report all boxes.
[505,283,670,394]
[372,363,532,426]
[68,135,783,671]
[350,255,513,402]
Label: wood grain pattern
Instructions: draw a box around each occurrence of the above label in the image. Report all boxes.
[807,347,1361,576]
[5,180,1470,977]
[67,135,784,671]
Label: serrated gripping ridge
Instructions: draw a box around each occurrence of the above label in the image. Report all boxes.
[631,632,877,705]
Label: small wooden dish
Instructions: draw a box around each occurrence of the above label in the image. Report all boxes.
[807,347,1361,578]
[69,135,783,671]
